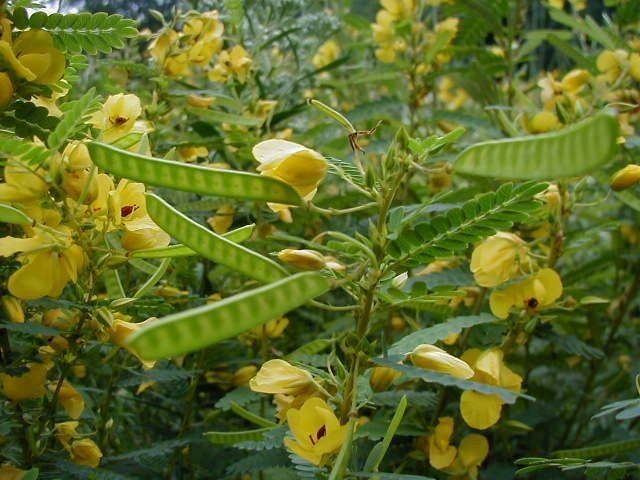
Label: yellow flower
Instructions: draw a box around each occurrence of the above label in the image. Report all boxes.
[208,45,253,83]
[207,204,235,234]
[380,0,415,21]
[0,159,49,211]
[50,380,85,419]
[164,53,191,77]
[0,228,85,300]
[611,164,640,191]
[0,26,65,84]
[312,39,341,69]
[246,316,290,341]
[0,362,51,401]
[110,315,157,369]
[561,68,590,95]
[470,232,530,288]
[250,359,314,395]
[375,46,397,63]
[489,268,562,319]
[188,39,221,67]
[459,348,522,430]
[597,49,629,83]
[428,416,457,470]
[410,344,474,379]
[528,111,561,134]
[252,139,327,212]
[0,464,28,480]
[70,438,102,468]
[284,397,348,466]
[370,366,401,392]
[0,72,13,108]
[437,77,469,110]
[183,11,224,41]
[630,53,640,81]
[108,179,170,250]
[233,365,258,386]
[149,29,178,63]
[90,94,142,142]
[1,296,24,323]
[61,142,96,201]
[55,420,79,450]
[372,10,395,46]
[186,95,216,108]
[178,145,209,162]
[277,249,327,270]
[445,433,489,479]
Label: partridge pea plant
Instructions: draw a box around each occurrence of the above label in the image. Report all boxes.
[0,1,639,479]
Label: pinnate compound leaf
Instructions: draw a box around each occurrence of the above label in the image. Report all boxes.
[388,314,497,355]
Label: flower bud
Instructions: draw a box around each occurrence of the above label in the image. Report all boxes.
[611,164,640,191]
[0,72,14,109]
[249,359,314,395]
[278,248,326,270]
[369,366,401,392]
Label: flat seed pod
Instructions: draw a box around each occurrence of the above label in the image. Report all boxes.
[146,194,287,284]
[127,272,331,360]
[454,112,619,179]
[88,141,302,204]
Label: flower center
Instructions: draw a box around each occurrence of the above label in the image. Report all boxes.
[121,204,138,218]
[308,424,327,446]
[526,297,539,309]
[114,116,128,126]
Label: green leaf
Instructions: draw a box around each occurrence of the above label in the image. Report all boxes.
[0,131,51,166]
[0,203,33,225]
[454,113,619,179]
[87,142,301,205]
[363,396,408,472]
[328,418,356,480]
[22,11,138,54]
[146,194,287,284]
[102,269,125,299]
[374,358,533,404]
[554,438,640,459]
[133,258,172,298]
[127,272,331,360]
[389,182,547,265]
[47,87,100,151]
[186,107,263,126]
[352,473,435,480]
[230,401,277,428]
[205,427,274,445]
[388,314,497,355]
[129,224,254,259]
[225,0,245,26]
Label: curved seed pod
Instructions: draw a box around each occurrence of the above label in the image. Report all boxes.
[87,141,302,204]
[454,112,619,179]
[554,438,640,459]
[205,427,274,445]
[146,194,286,284]
[130,224,255,259]
[127,272,331,360]
[0,203,33,225]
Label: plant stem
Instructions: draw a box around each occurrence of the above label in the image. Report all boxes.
[556,270,640,447]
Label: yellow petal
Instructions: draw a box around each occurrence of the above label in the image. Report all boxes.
[460,391,503,430]
[410,344,474,379]
[458,433,489,468]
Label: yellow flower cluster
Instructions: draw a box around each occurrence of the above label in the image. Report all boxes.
[149,11,252,83]
[427,416,489,478]
[249,359,347,466]
[0,18,66,108]
[0,93,168,301]
[470,232,562,319]
[252,139,328,219]
[459,348,522,429]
